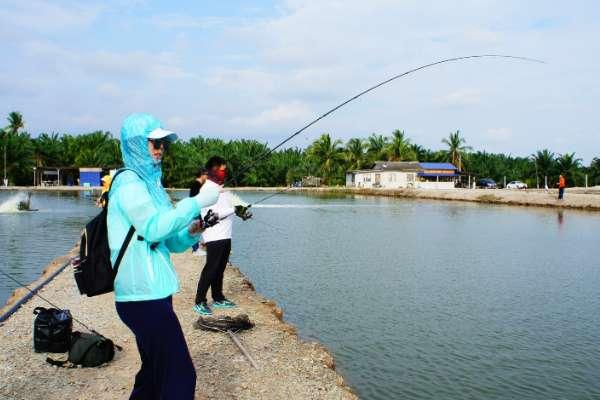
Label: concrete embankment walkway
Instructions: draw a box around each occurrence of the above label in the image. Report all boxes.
[0,249,357,400]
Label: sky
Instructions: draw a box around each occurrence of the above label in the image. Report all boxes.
[1,0,599,162]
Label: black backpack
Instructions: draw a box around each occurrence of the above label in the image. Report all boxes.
[46,331,116,368]
[33,307,73,353]
[74,169,136,297]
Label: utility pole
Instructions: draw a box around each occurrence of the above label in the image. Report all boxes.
[3,129,7,187]
[534,158,539,189]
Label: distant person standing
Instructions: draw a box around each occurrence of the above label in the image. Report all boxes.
[189,167,208,255]
[558,174,566,200]
[96,175,112,208]
[193,156,252,316]
[189,167,208,197]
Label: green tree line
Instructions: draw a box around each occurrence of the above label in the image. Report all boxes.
[2,112,599,188]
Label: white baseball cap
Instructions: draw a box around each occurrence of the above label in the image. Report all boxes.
[148,128,178,142]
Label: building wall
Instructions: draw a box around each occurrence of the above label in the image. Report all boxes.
[79,171,101,186]
[416,181,456,190]
[350,171,417,189]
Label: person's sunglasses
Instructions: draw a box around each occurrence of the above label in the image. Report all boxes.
[148,138,170,151]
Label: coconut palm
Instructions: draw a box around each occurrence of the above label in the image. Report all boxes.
[3,112,24,184]
[307,133,345,184]
[366,133,389,161]
[386,129,417,161]
[531,149,555,187]
[556,152,583,187]
[345,138,366,170]
[442,130,471,171]
[589,157,600,186]
[409,143,428,161]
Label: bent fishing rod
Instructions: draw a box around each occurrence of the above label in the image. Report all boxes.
[205,55,545,215]
[223,53,544,206]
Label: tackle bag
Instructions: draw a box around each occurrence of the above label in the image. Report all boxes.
[33,307,72,353]
[46,331,116,368]
[74,169,136,297]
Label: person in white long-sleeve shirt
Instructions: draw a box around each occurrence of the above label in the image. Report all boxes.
[193,156,251,316]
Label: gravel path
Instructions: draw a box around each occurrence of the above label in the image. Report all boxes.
[0,250,357,400]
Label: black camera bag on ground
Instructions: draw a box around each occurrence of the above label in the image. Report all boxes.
[46,331,116,368]
[33,307,72,353]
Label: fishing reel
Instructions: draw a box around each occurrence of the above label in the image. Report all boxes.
[200,209,220,229]
[235,205,252,221]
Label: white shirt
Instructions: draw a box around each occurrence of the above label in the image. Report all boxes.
[200,180,235,243]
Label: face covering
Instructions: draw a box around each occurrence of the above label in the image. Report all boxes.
[209,169,226,185]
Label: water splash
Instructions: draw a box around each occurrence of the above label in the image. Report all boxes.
[0,192,29,213]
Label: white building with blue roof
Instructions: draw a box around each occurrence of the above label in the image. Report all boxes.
[346,161,458,189]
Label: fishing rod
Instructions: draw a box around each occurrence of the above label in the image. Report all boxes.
[0,268,86,325]
[224,54,544,197]
[0,267,121,348]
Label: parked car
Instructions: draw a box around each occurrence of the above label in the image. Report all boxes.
[477,178,497,189]
[506,180,528,189]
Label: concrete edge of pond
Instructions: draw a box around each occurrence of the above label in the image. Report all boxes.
[0,247,359,399]
[6,185,597,212]
[233,186,600,212]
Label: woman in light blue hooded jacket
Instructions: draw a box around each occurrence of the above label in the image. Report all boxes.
[108,113,218,399]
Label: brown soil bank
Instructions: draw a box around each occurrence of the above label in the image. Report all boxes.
[273,187,600,212]
[0,252,357,400]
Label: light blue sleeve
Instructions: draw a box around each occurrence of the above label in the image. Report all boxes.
[115,171,217,243]
[165,227,200,253]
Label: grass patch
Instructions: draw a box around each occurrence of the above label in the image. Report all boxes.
[477,194,502,202]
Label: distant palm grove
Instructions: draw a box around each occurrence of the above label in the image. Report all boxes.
[2,111,599,188]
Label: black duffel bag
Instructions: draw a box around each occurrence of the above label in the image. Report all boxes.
[33,307,72,353]
[47,331,116,368]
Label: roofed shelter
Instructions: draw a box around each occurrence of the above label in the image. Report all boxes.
[346,161,459,189]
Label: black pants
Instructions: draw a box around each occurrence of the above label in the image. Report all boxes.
[115,296,196,400]
[558,187,565,199]
[195,239,231,304]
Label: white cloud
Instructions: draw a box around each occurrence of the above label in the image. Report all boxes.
[486,128,513,142]
[97,82,121,97]
[438,89,483,107]
[0,1,101,32]
[2,0,599,162]
[230,102,312,128]
[146,14,226,30]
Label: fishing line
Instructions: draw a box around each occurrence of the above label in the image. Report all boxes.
[0,267,119,346]
[224,54,544,191]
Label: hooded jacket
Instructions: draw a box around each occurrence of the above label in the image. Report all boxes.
[107,113,218,302]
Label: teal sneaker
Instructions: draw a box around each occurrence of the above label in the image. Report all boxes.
[212,299,237,309]
[193,302,212,316]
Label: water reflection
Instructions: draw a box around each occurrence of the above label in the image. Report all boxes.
[557,210,565,229]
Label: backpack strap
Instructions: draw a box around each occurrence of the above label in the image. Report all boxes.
[107,168,138,276]
[46,357,72,368]
[113,226,135,276]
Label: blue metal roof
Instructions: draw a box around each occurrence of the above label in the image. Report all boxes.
[418,172,460,177]
[418,162,457,170]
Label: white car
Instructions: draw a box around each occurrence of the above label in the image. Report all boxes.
[506,181,528,189]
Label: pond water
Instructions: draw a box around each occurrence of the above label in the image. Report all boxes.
[1,189,600,399]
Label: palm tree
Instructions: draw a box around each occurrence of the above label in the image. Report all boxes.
[386,129,417,161]
[307,133,345,184]
[4,112,24,185]
[442,130,471,171]
[366,133,389,161]
[410,143,428,161]
[345,138,366,170]
[531,149,555,188]
[556,152,583,187]
[589,157,600,186]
